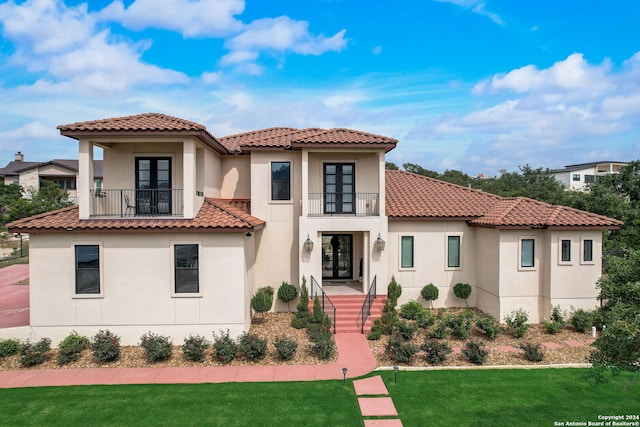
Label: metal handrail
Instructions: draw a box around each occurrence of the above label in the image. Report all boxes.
[310,276,337,334]
[356,275,377,334]
[89,188,184,217]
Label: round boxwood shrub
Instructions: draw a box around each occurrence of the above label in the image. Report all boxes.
[570,308,593,333]
[421,339,452,365]
[453,282,472,307]
[277,282,298,312]
[251,288,274,320]
[462,340,488,365]
[91,330,121,363]
[182,334,209,362]
[139,332,173,363]
[420,283,439,309]
[274,336,298,361]
[57,331,89,365]
[400,300,426,320]
[238,332,268,362]
[0,338,21,358]
[212,329,238,363]
[520,342,544,362]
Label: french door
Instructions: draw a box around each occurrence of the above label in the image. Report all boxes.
[135,158,172,215]
[324,163,355,214]
[322,234,353,280]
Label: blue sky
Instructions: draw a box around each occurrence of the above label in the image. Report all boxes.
[1,0,640,175]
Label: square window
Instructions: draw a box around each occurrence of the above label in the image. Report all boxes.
[561,239,571,262]
[75,245,100,294]
[271,162,291,200]
[521,239,535,268]
[175,244,199,293]
[572,174,581,181]
[401,236,414,268]
[447,235,461,268]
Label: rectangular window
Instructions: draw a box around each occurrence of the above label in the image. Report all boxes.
[401,236,414,268]
[572,174,581,181]
[585,175,596,184]
[583,239,593,262]
[561,239,571,262]
[521,239,535,268]
[271,162,291,200]
[175,244,199,293]
[75,245,100,294]
[447,235,461,268]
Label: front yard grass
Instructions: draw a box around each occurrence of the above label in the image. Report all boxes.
[0,369,637,426]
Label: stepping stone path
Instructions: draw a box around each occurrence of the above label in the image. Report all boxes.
[353,375,403,426]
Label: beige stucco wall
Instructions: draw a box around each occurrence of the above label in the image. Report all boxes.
[26,232,252,345]
[220,155,250,199]
[475,227,501,319]
[307,151,381,194]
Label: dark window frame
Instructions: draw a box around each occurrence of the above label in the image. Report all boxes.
[561,239,571,262]
[447,235,461,268]
[583,239,594,262]
[401,236,414,269]
[174,244,199,294]
[75,245,100,294]
[521,238,535,268]
[271,161,291,201]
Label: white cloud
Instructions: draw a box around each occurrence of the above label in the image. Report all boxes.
[434,0,505,25]
[0,121,54,140]
[98,0,244,37]
[221,16,347,67]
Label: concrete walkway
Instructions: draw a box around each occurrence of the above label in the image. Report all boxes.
[0,333,377,388]
[0,264,29,329]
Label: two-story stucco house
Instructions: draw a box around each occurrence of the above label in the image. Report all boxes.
[7,113,622,344]
[550,161,628,191]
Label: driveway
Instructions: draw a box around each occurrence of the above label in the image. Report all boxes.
[0,264,29,328]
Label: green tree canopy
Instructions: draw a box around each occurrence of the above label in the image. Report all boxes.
[0,181,72,226]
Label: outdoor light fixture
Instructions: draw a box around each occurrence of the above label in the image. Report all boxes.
[304,234,314,253]
[342,367,348,385]
[393,366,399,384]
[375,233,386,252]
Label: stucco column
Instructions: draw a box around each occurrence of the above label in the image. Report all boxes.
[183,138,196,219]
[78,139,93,219]
[301,149,309,217]
[378,151,386,216]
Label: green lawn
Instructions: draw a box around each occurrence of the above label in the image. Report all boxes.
[0,369,638,426]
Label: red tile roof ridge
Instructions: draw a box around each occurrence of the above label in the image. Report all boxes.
[6,205,77,229]
[220,127,299,140]
[205,198,264,228]
[57,113,207,131]
[239,128,324,148]
[387,170,502,198]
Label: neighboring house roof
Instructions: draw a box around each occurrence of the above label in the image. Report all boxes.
[0,159,103,178]
[219,127,398,153]
[7,198,264,234]
[385,170,622,229]
[57,113,228,155]
[549,161,628,174]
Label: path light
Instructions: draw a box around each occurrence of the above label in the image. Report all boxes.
[304,234,314,253]
[393,366,399,384]
[342,367,348,386]
[375,233,386,252]
[591,326,596,338]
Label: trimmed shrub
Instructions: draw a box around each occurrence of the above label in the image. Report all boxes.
[384,333,418,364]
[139,332,173,363]
[91,330,121,363]
[520,342,545,362]
[307,323,332,342]
[310,296,327,324]
[387,276,402,305]
[448,311,473,340]
[277,282,298,312]
[311,334,335,360]
[400,300,426,320]
[415,310,435,329]
[182,334,209,362]
[395,320,418,341]
[212,330,238,363]
[238,332,267,362]
[274,336,298,361]
[367,319,383,340]
[379,298,399,335]
[19,338,51,367]
[475,313,503,340]
[420,283,439,309]
[421,339,452,365]
[295,276,310,320]
[57,331,89,365]
[462,340,488,365]
[428,319,450,339]
[504,309,530,338]
[291,316,308,329]
[453,282,472,307]
[0,338,20,358]
[570,308,593,333]
[251,288,273,319]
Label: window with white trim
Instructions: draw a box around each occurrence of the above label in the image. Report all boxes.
[75,245,100,294]
[271,162,291,201]
[582,239,594,263]
[560,239,571,263]
[174,244,199,293]
[447,235,461,268]
[520,238,535,268]
[400,236,414,269]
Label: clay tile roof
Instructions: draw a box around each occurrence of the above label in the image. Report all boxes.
[385,170,501,219]
[7,198,264,234]
[218,127,397,153]
[386,170,622,229]
[469,197,623,229]
[57,113,228,154]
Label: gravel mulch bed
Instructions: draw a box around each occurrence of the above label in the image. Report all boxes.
[0,313,337,371]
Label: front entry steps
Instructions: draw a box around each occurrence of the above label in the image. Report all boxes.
[328,295,387,334]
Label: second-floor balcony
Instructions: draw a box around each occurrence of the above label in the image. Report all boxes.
[308,192,379,216]
[89,189,184,218]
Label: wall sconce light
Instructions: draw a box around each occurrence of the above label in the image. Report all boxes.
[375,233,386,251]
[304,234,314,253]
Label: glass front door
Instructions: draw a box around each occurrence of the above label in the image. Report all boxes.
[135,158,172,215]
[322,234,353,280]
[324,163,355,214]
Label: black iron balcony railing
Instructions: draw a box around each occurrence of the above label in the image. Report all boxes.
[89,189,183,217]
[308,192,379,216]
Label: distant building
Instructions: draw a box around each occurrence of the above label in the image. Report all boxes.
[549,161,628,191]
[0,152,103,202]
